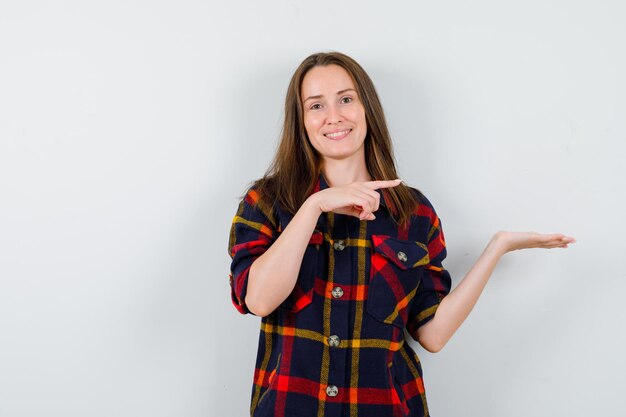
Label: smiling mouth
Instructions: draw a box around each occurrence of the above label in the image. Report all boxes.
[324,129,352,140]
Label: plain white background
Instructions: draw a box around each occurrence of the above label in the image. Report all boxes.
[1,1,624,416]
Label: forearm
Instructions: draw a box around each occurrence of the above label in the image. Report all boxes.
[245,196,322,316]
[416,234,507,352]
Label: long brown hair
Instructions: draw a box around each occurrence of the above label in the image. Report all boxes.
[248,51,420,228]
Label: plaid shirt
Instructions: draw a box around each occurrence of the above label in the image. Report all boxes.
[228,173,452,417]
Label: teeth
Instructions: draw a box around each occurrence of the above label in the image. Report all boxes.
[325,129,350,138]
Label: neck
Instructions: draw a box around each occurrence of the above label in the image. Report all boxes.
[321,157,371,187]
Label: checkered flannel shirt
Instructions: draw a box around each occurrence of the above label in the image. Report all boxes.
[228,173,452,417]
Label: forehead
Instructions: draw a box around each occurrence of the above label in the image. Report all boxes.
[300,64,356,99]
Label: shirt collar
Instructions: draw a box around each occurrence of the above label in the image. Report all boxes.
[317,172,330,191]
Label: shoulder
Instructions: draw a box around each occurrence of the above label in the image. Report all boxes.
[236,180,279,230]
[403,185,443,239]
[388,185,448,252]
[405,185,438,218]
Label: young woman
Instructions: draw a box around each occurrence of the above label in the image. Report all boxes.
[227,51,575,417]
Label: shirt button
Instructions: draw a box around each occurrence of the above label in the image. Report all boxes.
[331,286,344,299]
[328,335,340,347]
[397,251,408,263]
[333,239,346,251]
[326,385,338,397]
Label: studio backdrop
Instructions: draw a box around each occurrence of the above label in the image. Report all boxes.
[0,1,624,416]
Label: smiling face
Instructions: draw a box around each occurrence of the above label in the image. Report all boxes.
[300,64,368,164]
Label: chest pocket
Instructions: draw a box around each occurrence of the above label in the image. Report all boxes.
[279,229,323,313]
[366,234,430,328]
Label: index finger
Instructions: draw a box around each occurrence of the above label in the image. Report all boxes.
[363,179,403,190]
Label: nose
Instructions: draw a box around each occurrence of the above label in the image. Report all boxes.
[326,103,343,124]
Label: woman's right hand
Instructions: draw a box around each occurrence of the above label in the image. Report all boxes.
[308,179,403,221]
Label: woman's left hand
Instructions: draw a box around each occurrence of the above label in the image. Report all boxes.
[494,231,576,255]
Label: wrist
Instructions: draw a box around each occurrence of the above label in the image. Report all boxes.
[488,232,509,257]
[302,193,323,217]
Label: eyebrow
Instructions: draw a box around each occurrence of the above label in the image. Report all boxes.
[303,88,356,103]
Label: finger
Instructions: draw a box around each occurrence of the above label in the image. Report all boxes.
[355,188,380,213]
[551,235,576,246]
[352,193,376,216]
[345,204,363,219]
[549,233,576,242]
[537,234,575,247]
[546,240,574,249]
[363,179,402,190]
[357,204,373,220]
[358,210,376,221]
[348,202,370,220]
[540,233,562,242]
[351,204,368,220]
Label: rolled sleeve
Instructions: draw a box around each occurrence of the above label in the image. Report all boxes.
[227,188,276,315]
[407,198,452,338]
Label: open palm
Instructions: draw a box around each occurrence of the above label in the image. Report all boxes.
[496,231,576,253]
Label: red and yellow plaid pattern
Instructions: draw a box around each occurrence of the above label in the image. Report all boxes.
[228,174,452,417]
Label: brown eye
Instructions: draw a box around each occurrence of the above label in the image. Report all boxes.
[341,96,353,104]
